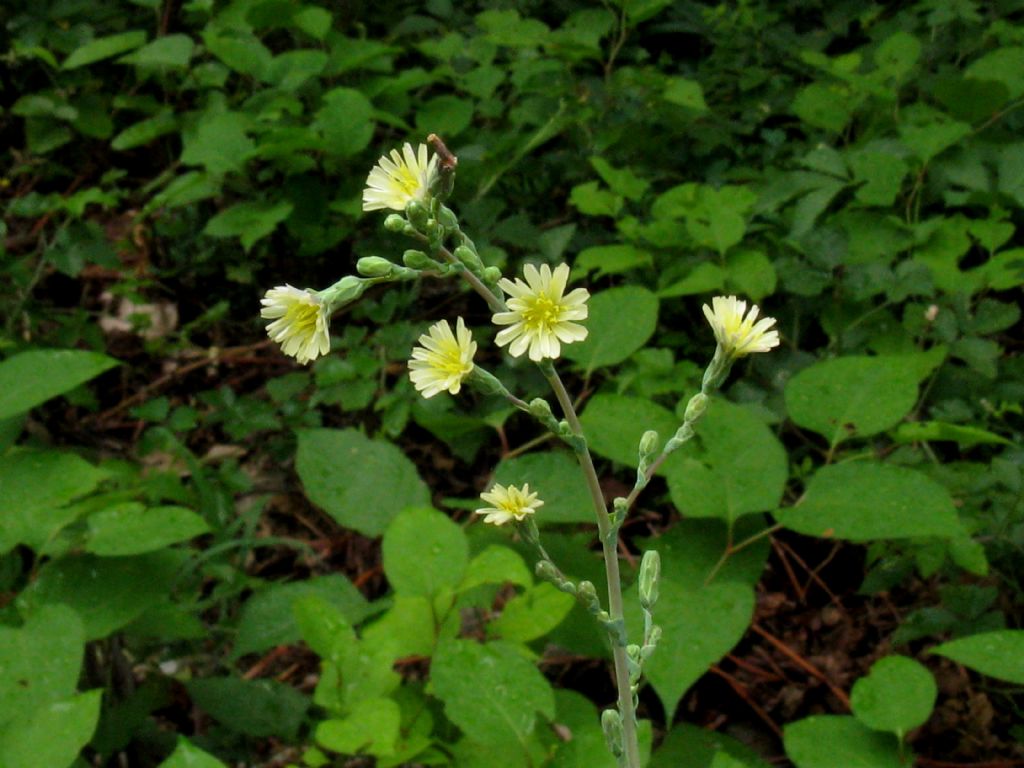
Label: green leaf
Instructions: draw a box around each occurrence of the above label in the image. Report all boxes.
[265,49,328,89]
[204,200,293,251]
[589,158,650,201]
[658,262,725,297]
[63,31,147,69]
[725,249,776,301]
[776,462,962,541]
[850,656,936,736]
[873,31,921,81]
[563,286,658,370]
[930,630,1024,684]
[664,400,787,524]
[0,604,85,728]
[792,83,853,133]
[416,95,474,137]
[180,111,254,176]
[233,574,372,658]
[201,27,272,79]
[847,150,909,207]
[784,716,902,768]
[120,34,194,69]
[900,121,972,164]
[314,88,374,157]
[0,349,119,419]
[85,504,210,556]
[460,546,533,591]
[0,690,102,768]
[295,428,429,537]
[111,111,178,151]
[965,47,1024,98]
[580,394,680,468]
[785,356,921,446]
[360,595,435,658]
[494,451,593,525]
[158,738,229,768]
[489,582,574,643]
[650,722,772,768]
[18,552,182,640]
[893,421,1011,447]
[0,450,110,553]
[569,181,622,217]
[662,77,708,112]
[550,689,653,768]
[187,677,308,739]
[575,244,653,279]
[382,507,468,597]
[316,698,401,757]
[431,639,555,748]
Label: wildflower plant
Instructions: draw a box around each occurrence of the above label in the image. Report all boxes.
[260,136,780,768]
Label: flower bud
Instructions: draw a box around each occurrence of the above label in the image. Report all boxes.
[356,256,394,278]
[639,549,660,610]
[319,275,366,312]
[406,200,430,230]
[535,560,559,582]
[467,367,508,397]
[454,244,483,273]
[601,709,624,758]
[639,430,659,458]
[384,214,407,233]
[436,204,459,230]
[482,266,502,284]
[402,249,434,270]
[576,580,598,610]
[685,392,709,423]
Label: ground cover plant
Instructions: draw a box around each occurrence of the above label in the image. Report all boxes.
[1,0,1022,766]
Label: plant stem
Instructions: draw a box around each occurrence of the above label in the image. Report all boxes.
[543,367,641,768]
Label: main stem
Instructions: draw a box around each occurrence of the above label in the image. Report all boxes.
[544,369,641,768]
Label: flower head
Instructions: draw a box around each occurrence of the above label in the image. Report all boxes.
[261,285,331,365]
[362,142,438,212]
[408,317,477,398]
[492,263,589,361]
[702,295,779,357]
[476,483,544,526]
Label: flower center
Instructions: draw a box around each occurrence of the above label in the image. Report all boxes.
[433,340,471,376]
[394,166,421,197]
[521,295,560,331]
[285,301,320,335]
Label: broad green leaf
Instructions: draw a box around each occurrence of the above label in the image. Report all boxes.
[873,31,921,81]
[630,519,770,718]
[575,244,653,279]
[0,690,102,768]
[382,507,468,597]
[589,158,650,201]
[489,582,574,643]
[111,111,178,151]
[0,450,109,553]
[316,698,401,758]
[0,349,119,419]
[847,150,909,207]
[431,639,555,748]
[665,400,787,524]
[893,421,1011,447]
[295,428,429,537]
[651,722,772,768]
[86,504,209,556]
[930,630,1024,684]
[580,394,679,468]
[159,738,228,768]
[550,689,653,768]
[663,77,708,112]
[0,604,84,727]
[201,27,272,79]
[265,49,328,89]
[776,462,962,541]
[494,451,593,525]
[293,595,355,661]
[475,9,550,47]
[204,200,293,251]
[233,574,372,658]
[792,83,853,132]
[18,552,182,640]
[315,88,374,157]
[416,95,474,137]
[569,181,622,217]
[187,677,308,739]
[361,595,435,658]
[180,111,254,176]
[460,545,533,591]
[785,356,920,446]
[120,34,194,69]
[725,249,776,301]
[850,656,936,736]
[658,262,725,297]
[900,120,971,164]
[965,47,1024,98]
[784,716,902,768]
[63,31,147,69]
[563,286,658,371]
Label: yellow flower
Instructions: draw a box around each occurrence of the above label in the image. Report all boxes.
[362,142,438,212]
[702,295,779,357]
[492,263,589,361]
[476,483,544,526]
[408,317,477,398]
[260,285,331,364]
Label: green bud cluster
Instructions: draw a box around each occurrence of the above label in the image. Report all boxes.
[601,709,625,760]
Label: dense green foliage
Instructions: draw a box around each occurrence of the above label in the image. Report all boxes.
[1,0,1022,766]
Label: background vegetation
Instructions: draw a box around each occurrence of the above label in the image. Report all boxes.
[1,0,1022,766]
